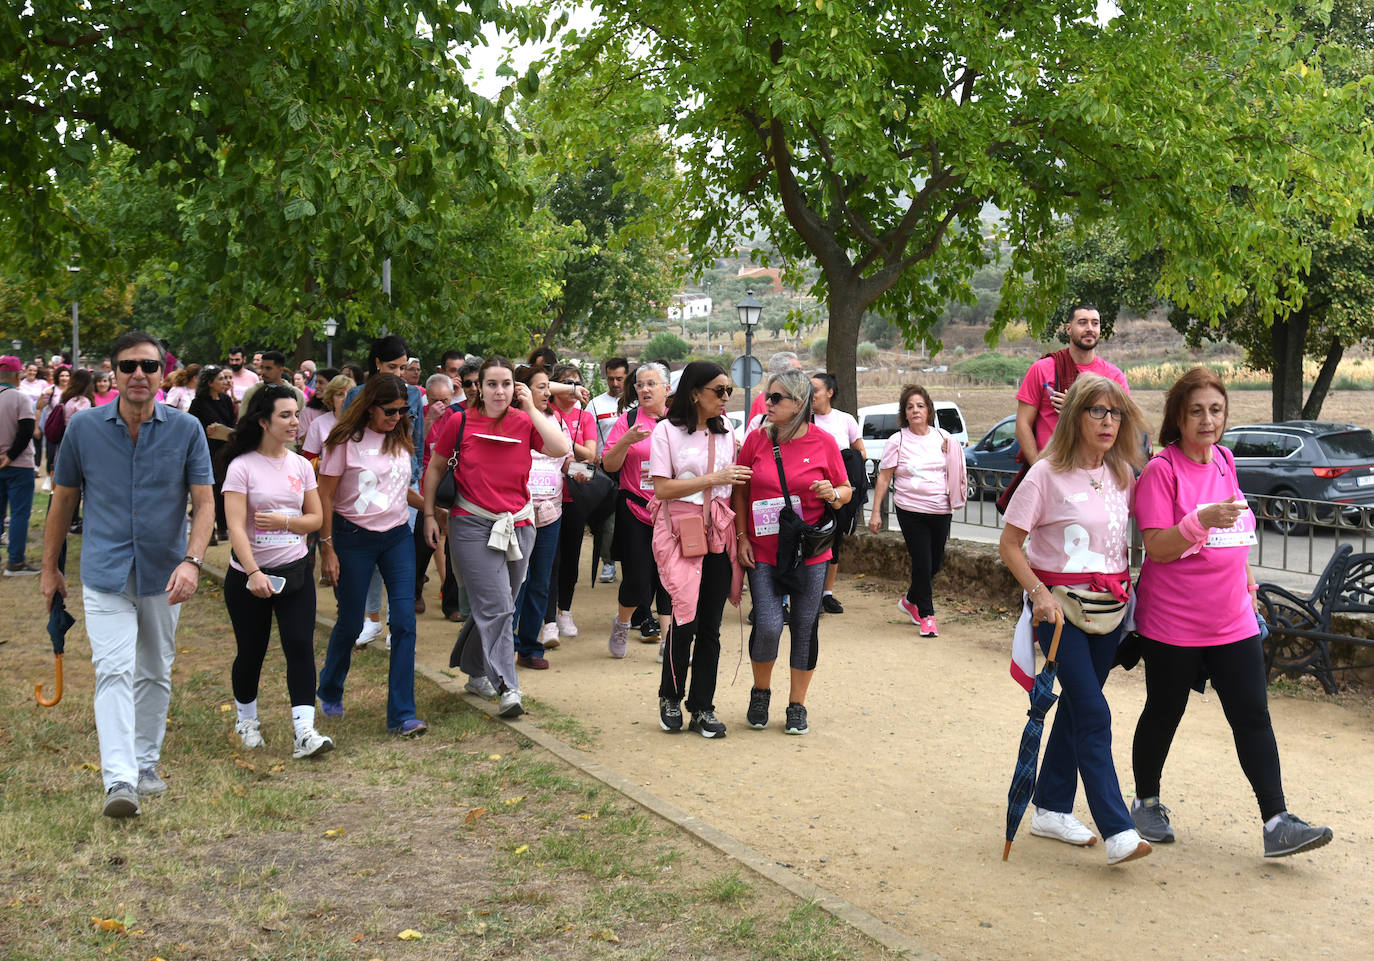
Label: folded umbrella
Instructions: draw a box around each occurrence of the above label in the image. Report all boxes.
[1003,611,1064,861]
[36,542,74,707]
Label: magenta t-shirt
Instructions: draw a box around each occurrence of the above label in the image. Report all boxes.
[1134,445,1258,646]
[606,409,662,525]
[93,389,119,407]
[1015,355,1130,451]
[318,428,411,532]
[1004,458,1132,575]
[429,406,545,520]
[738,425,846,566]
[222,450,318,571]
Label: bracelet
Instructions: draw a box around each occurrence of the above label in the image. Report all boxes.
[320,535,333,544]
[736,531,748,539]
[1247,584,1259,594]
[1029,583,1046,597]
[246,568,261,577]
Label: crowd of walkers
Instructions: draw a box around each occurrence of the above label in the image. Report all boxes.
[12,318,1331,867]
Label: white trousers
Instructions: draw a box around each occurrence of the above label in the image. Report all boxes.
[82,572,181,789]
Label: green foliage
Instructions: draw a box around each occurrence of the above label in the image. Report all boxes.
[952,352,1033,386]
[643,332,691,362]
[856,342,880,365]
[811,338,828,361]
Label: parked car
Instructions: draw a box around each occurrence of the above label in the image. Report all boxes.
[1219,421,1374,534]
[963,414,1021,500]
[858,401,969,479]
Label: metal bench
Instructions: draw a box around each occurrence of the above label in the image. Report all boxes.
[1257,545,1374,693]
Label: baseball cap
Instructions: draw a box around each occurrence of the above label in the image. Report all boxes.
[0,355,23,372]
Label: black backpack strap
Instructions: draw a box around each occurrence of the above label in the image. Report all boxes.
[447,409,467,468]
[772,438,790,498]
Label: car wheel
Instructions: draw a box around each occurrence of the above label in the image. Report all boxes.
[1265,488,1309,536]
[965,475,980,502]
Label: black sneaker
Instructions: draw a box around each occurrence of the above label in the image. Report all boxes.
[821,594,844,614]
[747,687,771,729]
[1263,812,1333,858]
[637,615,661,643]
[1131,796,1176,843]
[747,608,755,625]
[784,702,809,735]
[688,709,727,739]
[659,697,683,732]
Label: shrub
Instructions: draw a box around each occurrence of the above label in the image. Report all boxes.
[643,332,691,362]
[811,337,827,361]
[857,341,879,365]
[951,352,1033,385]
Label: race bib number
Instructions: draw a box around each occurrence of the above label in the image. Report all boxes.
[751,495,802,537]
[639,461,655,492]
[1206,529,1258,548]
[528,465,561,498]
[254,509,302,547]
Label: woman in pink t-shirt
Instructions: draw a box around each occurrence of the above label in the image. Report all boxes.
[316,373,427,737]
[733,368,852,736]
[421,356,570,718]
[602,362,672,657]
[1129,368,1332,857]
[999,374,1152,866]
[92,370,119,406]
[866,384,967,636]
[220,384,331,759]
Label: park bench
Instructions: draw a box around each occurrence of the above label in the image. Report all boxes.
[1257,545,1374,694]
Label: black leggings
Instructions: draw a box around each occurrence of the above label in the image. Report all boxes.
[616,499,670,616]
[1132,633,1286,820]
[895,508,951,616]
[556,498,587,611]
[224,566,319,707]
[660,551,731,711]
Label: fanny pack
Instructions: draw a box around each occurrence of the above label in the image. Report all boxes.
[1050,585,1127,635]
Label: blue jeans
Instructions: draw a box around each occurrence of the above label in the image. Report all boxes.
[0,465,35,565]
[1032,619,1133,838]
[513,518,561,658]
[317,516,418,729]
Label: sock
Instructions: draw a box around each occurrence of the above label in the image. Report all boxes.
[235,699,258,722]
[1265,813,1284,831]
[292,705,316,737]
[615,618,631,628]
[823,590,833,596]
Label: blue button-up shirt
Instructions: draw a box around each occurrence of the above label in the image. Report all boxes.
[343,382,425,484]
[54,402,214,596]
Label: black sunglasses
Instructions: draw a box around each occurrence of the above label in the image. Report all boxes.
[705,385,733,399]
[559,379,582,386]
[117,359,162,374]
[461,379,478,388]
[765,391,792,405]
[377,404,409,417]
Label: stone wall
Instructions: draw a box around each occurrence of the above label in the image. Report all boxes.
[843,531,1021,607]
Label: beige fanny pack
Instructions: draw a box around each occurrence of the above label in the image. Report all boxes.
[1050,585,1128,635]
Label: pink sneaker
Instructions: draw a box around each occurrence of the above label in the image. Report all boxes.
[920,615,939,637]
[898,597,920,626]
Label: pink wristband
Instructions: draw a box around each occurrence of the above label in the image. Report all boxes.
[1178,508,1207,543]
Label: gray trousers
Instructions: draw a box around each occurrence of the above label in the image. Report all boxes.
[449,513,535,692]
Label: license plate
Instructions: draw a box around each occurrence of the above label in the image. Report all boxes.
[1358,474,1374,487]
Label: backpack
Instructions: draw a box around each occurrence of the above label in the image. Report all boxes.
[43,401,67,444]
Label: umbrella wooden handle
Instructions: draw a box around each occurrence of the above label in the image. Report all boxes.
[1002,839,1013,861]
[1046,612,1064,663]
[34,653,63,707]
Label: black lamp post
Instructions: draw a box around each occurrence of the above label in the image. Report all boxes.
[736,289,763,413]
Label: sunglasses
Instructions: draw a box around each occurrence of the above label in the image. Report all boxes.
[705,385,733,399]
[765,392,793,406]
[461,379,478,388]
[1085,405,1124,422]
[377,405,409,417]
[559,379,582,386]
[117,359,162,374]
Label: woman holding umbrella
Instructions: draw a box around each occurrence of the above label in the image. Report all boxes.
[997,374,1151,865]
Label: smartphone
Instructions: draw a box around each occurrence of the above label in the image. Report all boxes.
[265,574,286,594]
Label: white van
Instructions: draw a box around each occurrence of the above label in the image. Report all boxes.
[857,401,969,479]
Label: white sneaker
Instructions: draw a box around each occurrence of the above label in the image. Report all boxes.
[234,717,265,749]
[383,633,391,650]
[1105,828,1152,865]
[541,622,559,647]
[556,610,578,637]
[464,675,498,700]
[498,689,525,718]
[1029,807,1097,846]
[292,728,334,759]
[354,618,383,648]
[657,639,665,663]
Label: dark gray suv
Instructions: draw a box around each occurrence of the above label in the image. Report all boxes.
[1219,421,1374,534]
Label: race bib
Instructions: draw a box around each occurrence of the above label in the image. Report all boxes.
[639,460,655,493]
[529,465,561,498]
[751,495,802,537]
[1206,529,1258,548]
[254,509,303,547]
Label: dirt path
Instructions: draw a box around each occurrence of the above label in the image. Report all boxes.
[411,555,1374,961]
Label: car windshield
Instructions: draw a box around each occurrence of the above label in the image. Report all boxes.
[1317,429,1374,460]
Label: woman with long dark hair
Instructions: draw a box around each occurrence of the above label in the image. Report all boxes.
[733,368,851,736]
[649,361,747,738]
[316,373,427,736]
[548,362,598,640]
[219,384,331,758]
[189,364,237,542]
[423,356,570,717]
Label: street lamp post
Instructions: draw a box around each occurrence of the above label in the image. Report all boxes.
[67,264,81,366]
[324,317,339,369]
[736,289,763,413]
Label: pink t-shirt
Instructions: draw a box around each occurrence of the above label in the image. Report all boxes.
[221,450,318,572]
[429,406,545,520]
[64,396,92,419]
[230,368,260,402]
[1134,445,1258,646]
[527,417,570,522]
[551,405,597,503]
[879,427,951,514]
[92,389,119,407]
[606,409,662,525]
[811,409,860,452]
[318,428,411,532]
[1015,355,1130,451]
[738,425,846,566]
[1004,458,1132,575]
[301,410,337,459]
[649,420,736,506]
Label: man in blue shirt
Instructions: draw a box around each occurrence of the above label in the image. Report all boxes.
[41,331,215,819]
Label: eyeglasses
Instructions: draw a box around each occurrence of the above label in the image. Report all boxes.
[559,380,582,386]
[117,359,161,375]
[1085,406,1124,422]
[462,379,478,389]
[765,392,792,406]
[706,385,733,399]
[378,405,409,418]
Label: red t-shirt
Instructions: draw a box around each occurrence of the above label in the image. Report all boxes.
[738,425,847,566]
[551,405,597,503]
[429,407,545,521]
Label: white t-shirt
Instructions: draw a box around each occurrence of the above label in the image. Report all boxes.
[811,409,859,452]
[221,450,318,571]
[648,420,736,505]
[589,391,622,453]
[879,427,951,514]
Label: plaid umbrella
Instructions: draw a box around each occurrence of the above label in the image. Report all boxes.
[36,542,74,707]
[1002,612,1064,861]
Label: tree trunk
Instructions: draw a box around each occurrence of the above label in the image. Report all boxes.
[293,328,315,370]
[1269,314,1308,421]
[825,292,865,415]
[1301,333,1343,421]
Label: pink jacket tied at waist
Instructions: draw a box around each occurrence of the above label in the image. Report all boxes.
[649,495,744,626]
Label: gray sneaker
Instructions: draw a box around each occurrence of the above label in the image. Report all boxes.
[464,675,498,700]
[137,768,168,797]
[599,563,617,584]
[1263,812,1333,858]
[688,709,727,739]
[4,560,39,576]
[498,689,525,718]
[103,782,141,818]
[607,618,630,659]
[659,697,683,732]
[1131,796,1175,843]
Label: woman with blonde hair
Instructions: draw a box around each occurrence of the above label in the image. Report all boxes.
[999,374,1152,865]
[300,374,356,461]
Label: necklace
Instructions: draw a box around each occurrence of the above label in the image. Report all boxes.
[1084,463,1106,493]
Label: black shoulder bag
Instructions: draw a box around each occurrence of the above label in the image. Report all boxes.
[433,409,467,511]
[772,438,837,592]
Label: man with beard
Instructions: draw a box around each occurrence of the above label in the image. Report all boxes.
[227,346,260,403]
[1014,304,1130,465]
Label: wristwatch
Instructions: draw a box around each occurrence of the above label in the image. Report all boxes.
[183,555,203,570]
